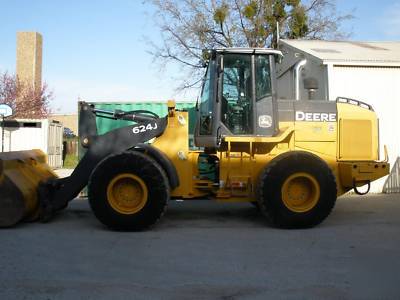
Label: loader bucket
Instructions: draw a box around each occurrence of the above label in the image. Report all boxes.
[0,150,57,227]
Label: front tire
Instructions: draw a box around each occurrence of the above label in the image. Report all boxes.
[257,151,337,228]
[88,151,169,231]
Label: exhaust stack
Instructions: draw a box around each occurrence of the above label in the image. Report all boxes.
[294,59,307,100]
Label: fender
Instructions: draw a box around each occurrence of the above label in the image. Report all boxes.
[135,143,180,189]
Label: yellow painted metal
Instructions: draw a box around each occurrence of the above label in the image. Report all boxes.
[0,150,57,227]
[281,172,320,213]
[341,119,373,159]
[150,101,388,202]
[295,142,337,159]
[224,125,294,143]
[167,99,176,109]
[293,113,338,160]
[216,121,296,202]
[339,161,389,188]
[295,122,336,142]
[106,173,148,215]
[337,103,379,161]
[152,110,208,198]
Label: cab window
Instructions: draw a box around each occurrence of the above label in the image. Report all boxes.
[255,55,272,101]
[221,54,253,135]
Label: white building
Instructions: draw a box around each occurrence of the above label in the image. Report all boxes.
[277,39,400,193]
[0,119,63,168]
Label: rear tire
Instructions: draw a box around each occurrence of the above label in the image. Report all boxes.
[257,151,337,228]
[88,151,169,231]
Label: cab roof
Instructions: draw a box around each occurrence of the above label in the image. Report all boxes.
[213,48,283,56]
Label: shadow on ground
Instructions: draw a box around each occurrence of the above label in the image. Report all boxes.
[1,194,399,299]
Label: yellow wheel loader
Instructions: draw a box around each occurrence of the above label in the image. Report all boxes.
[0,48,389,230]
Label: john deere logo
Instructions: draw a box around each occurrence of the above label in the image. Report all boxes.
[258,115,272,128]
[295,111,336,122]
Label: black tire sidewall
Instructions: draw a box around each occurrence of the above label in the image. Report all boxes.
[258,152,337,228]
[88,151,169,231]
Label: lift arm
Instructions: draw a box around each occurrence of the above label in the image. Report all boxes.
[39,102,168,220]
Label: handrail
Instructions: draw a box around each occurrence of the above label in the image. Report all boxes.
[336,97,374,111]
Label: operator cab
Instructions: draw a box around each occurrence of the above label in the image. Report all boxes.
[195,48,282,148]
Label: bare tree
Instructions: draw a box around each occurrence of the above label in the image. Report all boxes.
[305,0,353,40]
[0,72,52,119]
[149,0,352,89]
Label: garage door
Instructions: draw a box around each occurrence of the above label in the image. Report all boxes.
[329,65,400,193]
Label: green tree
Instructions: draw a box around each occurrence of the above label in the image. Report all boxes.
[149,0,352,89]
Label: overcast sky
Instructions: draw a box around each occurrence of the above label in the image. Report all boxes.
[0,0,399,114]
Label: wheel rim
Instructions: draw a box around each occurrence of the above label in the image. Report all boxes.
[106,173,148,214]
[282,172,320,213]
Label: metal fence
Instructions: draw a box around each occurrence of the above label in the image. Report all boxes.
[383,157,400,193]
[64,138,78,155]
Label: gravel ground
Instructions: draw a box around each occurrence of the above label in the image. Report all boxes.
[0,193,399,300]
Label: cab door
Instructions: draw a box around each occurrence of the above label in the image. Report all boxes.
[253,54,278,136]
[220,53,253,135]
[220,53,277,137]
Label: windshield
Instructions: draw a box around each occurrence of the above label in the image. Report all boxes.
[199,58,216,135]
